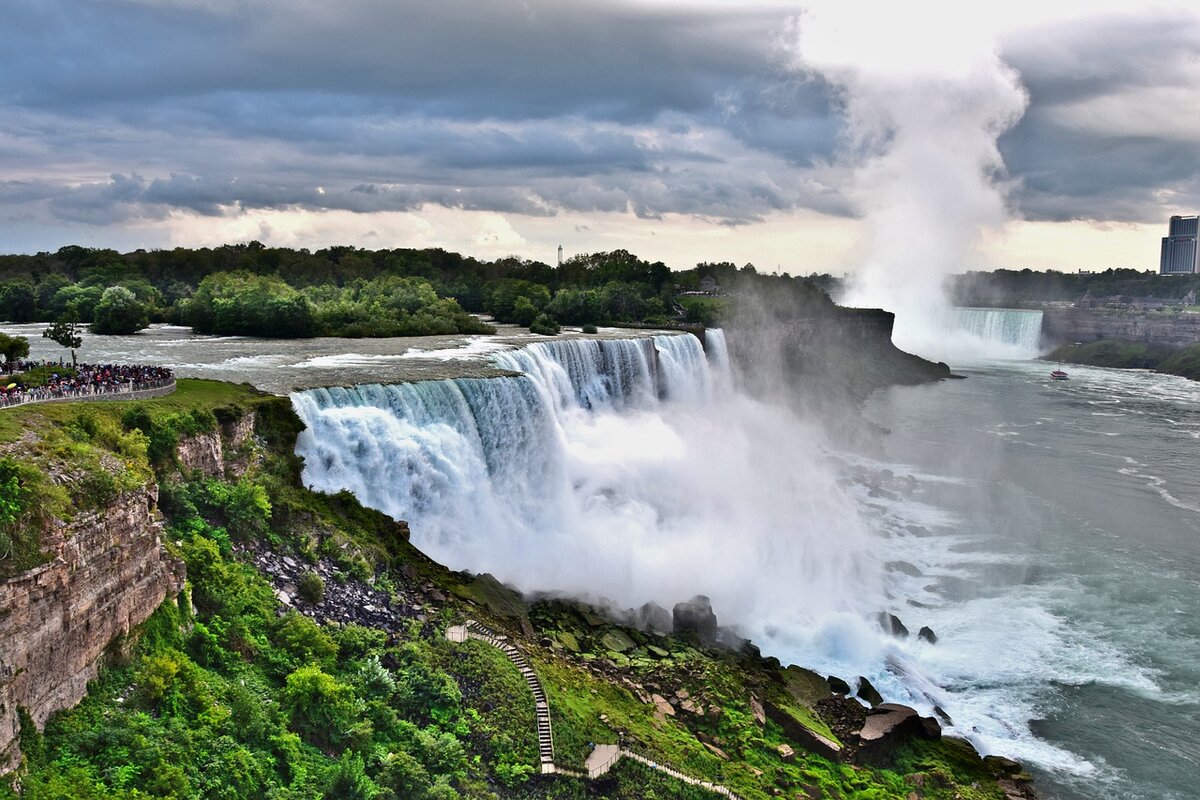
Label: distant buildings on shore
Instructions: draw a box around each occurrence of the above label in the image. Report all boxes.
[1160,215,1199,274]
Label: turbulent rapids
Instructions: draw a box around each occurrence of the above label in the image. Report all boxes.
[291,331,894,662]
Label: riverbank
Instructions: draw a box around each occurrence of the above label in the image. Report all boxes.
[1044,339,1200,381]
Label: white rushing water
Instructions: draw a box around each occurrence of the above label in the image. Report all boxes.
[892,306,1045,362]
[294,331,878,615]
[292,331,910,670]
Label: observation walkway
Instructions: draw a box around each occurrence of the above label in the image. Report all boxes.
[0,379,176,410]
[446,620,742,797]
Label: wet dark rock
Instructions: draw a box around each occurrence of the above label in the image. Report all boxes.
[856,676,884,707]
[918,625,938,644]
[672,595,719,646]
[826,675,852,695]
[984,755,1023,776]
[875,612,910,638]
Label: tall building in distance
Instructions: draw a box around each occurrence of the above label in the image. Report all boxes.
[1160,215,1199,274]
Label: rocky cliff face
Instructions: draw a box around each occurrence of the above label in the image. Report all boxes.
[175,412,257,478]
[725,308,950,405]
[0,486,184,773]
[1043,307,1200,349]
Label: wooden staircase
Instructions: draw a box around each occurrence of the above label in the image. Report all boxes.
[452,620,557,773]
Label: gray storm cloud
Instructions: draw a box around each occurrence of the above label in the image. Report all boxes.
[0,0,1197,249]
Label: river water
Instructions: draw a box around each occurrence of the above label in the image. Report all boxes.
[5,321,1197,799]
[861,360,1200,800]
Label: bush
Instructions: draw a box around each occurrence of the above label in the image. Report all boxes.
[91,286,150,335]
[581,323,598,334]
[271,611,338,669]
[281,665,362,750]
[0,332,29,365]
[324,752,379,800]
[297,570,326,604]
[529,313,560,336]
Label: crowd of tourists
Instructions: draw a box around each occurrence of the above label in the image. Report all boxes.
[0,361,175,407]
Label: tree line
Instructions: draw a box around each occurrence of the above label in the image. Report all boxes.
[950,268,1200,308]
[0,244,834,338]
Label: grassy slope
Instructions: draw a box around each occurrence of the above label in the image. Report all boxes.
[1046,340,1200,380]
[1,384,1023,800]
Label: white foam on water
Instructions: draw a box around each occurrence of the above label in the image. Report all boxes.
[395,336,516,361]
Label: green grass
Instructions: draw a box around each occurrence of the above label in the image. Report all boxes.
[1045,339,1174,370]
[1157,342,1200,380]
[0,379,264,443]
[1046,339,1200,381]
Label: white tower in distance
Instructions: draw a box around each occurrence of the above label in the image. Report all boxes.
[557,245,563,267]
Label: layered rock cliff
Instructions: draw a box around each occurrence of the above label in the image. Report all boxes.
[1042,307,1200,349]
[725,308,951,405]
[0,486,183,772]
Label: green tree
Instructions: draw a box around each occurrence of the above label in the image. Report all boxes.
[529,313,560,335]
[91,286,151,335]
[43,315,83,366]
[0,280,36,322]
[0,333,30,366]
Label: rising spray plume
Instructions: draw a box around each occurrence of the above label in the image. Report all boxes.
[787,2,1030,361]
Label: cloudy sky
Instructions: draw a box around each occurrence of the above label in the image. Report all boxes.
[2,0,1198,275]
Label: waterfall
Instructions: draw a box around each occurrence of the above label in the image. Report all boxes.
[291,329,888,665]
[892,306,1045,362]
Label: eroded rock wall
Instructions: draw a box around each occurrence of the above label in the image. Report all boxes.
[0,487,184,772]
[1042,307,1200,348]
[175,411,257,477]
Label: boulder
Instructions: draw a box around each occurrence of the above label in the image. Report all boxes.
[984,755,1023,776]
[749,695,766,726]
[856,677,884,707]
[601,630,636,653]
[875,612,910,638]
[651,693,675,717]
[556,630,581,653]
[855,703,941,765]
[764,700,843,761]
[672,595,719,646]
[826,675,852,695]
[635,602,674,634]
[917,626,938,644]
[776,744,795,761]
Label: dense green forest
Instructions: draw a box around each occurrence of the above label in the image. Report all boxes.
[0,244,833,338]
[949,268,1200,307]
